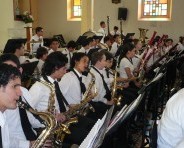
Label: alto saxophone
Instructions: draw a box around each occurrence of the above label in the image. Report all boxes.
[64,71,98,119]
[17,100,57,148]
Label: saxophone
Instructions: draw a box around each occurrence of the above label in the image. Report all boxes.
[17,100,57,148]
[64,71,97,119]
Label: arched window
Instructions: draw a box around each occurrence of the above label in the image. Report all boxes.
[138,0,172,21]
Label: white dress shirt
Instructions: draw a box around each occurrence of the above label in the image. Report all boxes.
[59,69,84,104]
[176,42,184,51]
[62,49,73,69]
[29,76,60,128]
[110,30,121,36]
[37,59,44,74]
[102,68,114,89]
[85,67,107,104]
[110,42,119,56]
[31,35,44,53]
[0,111,10,148]
[157,88,184,148]
[78,47,90,54]
[119,57,134,78]
[5,87,36,148]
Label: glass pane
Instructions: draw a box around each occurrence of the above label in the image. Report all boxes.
[144,4,150,12]
[74,0,81,6]
[162,4,167,9]
[161,10,167,15]
[159,0,167,4]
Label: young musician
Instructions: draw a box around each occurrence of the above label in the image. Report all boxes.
[48,38,60,55]
[86,51,114,120]
[110,26,121,36]
[97,21,107,37]
[62,40,77,70]
[0,63,22,148]
[99,36,112,51]
[31,27,44,53]
[0,54,39,148]
[29,51,91,145]
[78,39,90,54]
[110,35,121,56]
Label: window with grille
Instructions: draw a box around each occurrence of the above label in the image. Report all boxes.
[72,0,81,18]
[138,0,172,21]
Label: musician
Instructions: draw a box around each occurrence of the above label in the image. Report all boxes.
[0,54,41,148]
[118,43,140,104]
[97,21,107,37]
[31,27,44,53]
[48,38,60,55]
[176,36,184,51]
[110,34,121,56]
[36,47,48,74]
[78,38,90,54]
[86,51,114,120]
[157,89,184,148]
[59,52,89,104]
[29,51,91,145]
[110,26,121,36]
[99,36,112,51]
[0,64,22,148]
[161,38,173,56]
[3,39,26,64]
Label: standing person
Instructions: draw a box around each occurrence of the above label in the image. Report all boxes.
[0,63,22,148]
[31,27,44,53]
[97,21,107,43]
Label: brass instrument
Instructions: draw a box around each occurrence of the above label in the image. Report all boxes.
[139,28,149,45]
[111,70,123,106]
[63,72,97,119]
[17,100,57,148]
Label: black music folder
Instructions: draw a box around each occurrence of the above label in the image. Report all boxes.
[21,61,39,82]
[76,36,87,45]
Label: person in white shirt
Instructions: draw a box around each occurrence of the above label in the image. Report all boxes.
[97,21,107,43]
[78,39,90,54]
[0,64,22,148]
[110,26,121,36]
[98,36,112,51]
[29,51,91,146]
[35,47,48,75]
[157,88,184,148]
[48,38,60,55]
[59,52,89,105]
[31,27,44,53]
[3,39,27,64]
[62,40,77,70]
[86,51,114,120]
[110,35,121,56]
[176,36,184,51]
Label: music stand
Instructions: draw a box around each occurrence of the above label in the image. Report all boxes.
[21,61,39,82]
[106,93,145,136]
[79,106,114,148]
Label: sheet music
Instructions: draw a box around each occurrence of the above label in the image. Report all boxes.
[79,112,108,148]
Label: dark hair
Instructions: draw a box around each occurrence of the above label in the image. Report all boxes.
[179,36,184,43]
[118,43,135,66]
[100,21,105,26]
[67,40,77,49]
[35,27,43,34]
[81,39,89,47]
[70,52,87,69]
[100,50,113,61]
[104,36,110,43]
[42,51,68,76]
[133,39,140,45]
[87,37,94,43]
[3,40,24,54]
[113,34,120,39]
[0,53,20,68]
[50,38,59,45]
[91,51,105,66]
[36,47,48,59]
[0,63,21,87]
[114,26,118,30]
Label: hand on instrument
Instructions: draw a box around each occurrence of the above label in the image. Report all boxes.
[55,113,66,122]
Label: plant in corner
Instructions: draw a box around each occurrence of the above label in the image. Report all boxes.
[21,11,34,24]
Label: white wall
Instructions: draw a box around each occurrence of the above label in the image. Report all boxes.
[37,0,81,42]
[93,0,184,42]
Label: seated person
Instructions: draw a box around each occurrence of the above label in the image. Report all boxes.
[48,38,60,55]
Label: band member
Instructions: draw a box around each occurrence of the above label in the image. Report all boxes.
[98,36,112,51]
[86,51,114,120]
[31,27,44,53]
[110,26,121,36]
[48,38,60,55]
[176,36,184,51]
[29,51,91,145]
[110,35,121,57]
[157,89,184,148]
[0,63,22,148]
[97,21,107,37]
[62,40,77,70]
[78,39,90,54]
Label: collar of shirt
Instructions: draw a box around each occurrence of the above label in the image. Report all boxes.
[41,76,56,84]
[0,111,6,128]
[73,68,82,77]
